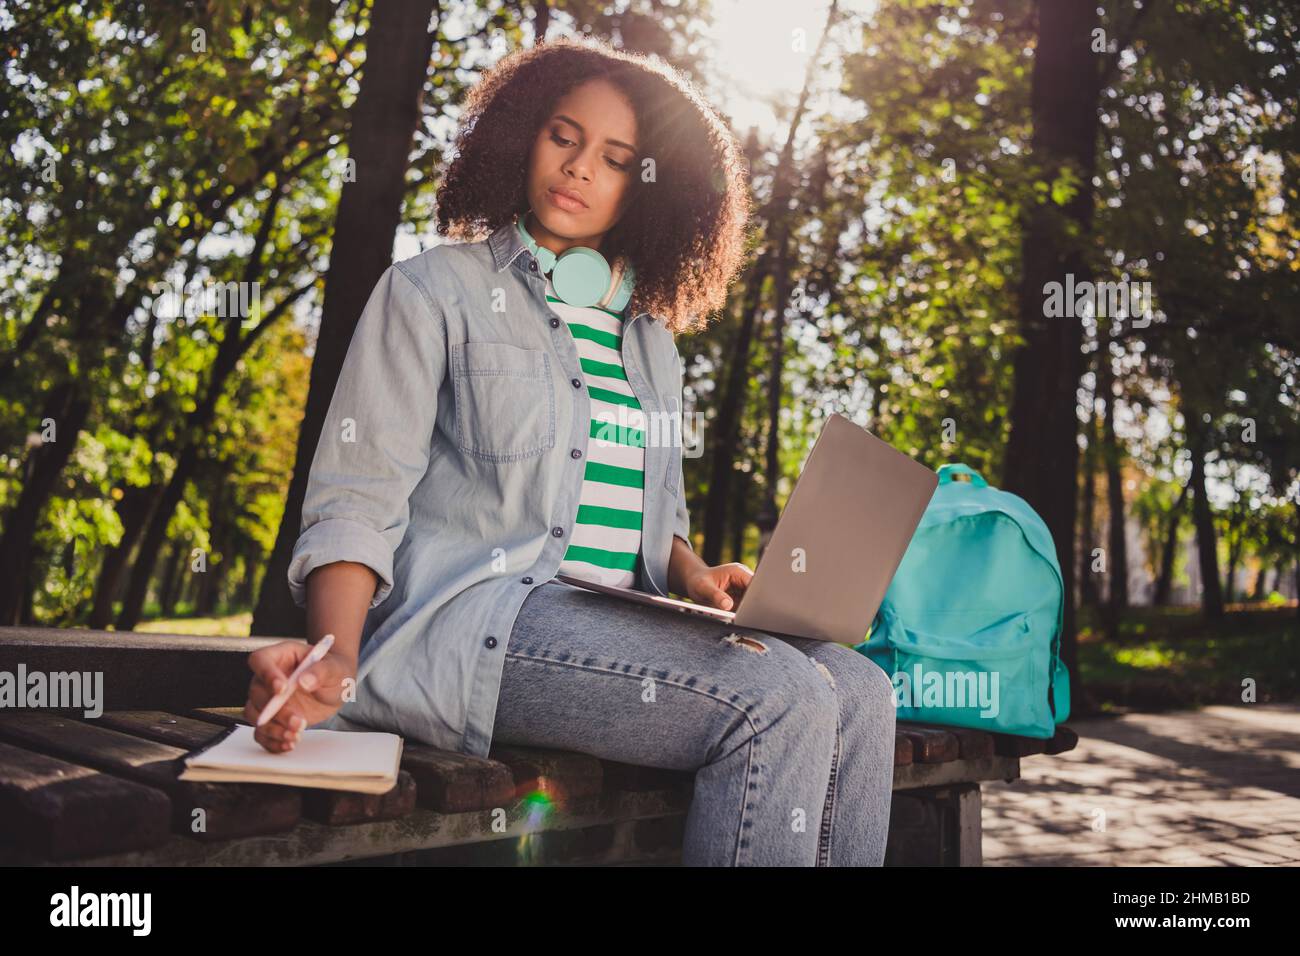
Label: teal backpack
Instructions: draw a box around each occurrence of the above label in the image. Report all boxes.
[853,463,1070,738]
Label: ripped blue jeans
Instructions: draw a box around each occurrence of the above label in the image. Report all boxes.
[489,579,897,866]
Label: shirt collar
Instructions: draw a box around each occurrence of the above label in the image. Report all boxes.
[488,217,530,273]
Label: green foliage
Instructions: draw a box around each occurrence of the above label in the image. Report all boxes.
[1,0,1295,631]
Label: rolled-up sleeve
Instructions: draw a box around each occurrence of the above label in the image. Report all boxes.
[287,263,445,609]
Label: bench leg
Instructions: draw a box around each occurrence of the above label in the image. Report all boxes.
[885,783,983,866]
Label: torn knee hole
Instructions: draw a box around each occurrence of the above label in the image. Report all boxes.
[722,632,768,655]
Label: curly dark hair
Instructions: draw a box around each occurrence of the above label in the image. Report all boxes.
[434,36,753,334]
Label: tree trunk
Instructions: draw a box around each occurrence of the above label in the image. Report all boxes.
[1293,511,1299,618]
[1224,520,1242,606]
[235,543,259,610]
[1001,0,1102,686]
[197,484,234,617]
[759,0,843,537]
[159,541,186,618]
[116,444,201,630]
[761,242,794,538]
[702,252,769,566]
[729,467,750,566]
[19,565,35,626]
[253,0,439,638]
[141,534,175,618]
[1249,564,1266,601]
[1100,347,1128,612]
[1188,434,1224,619]
[1079,407,1099,607]
[0,382,93,624]
[178,564,198,613]
[89,483,159,628]
[701,125,777,567]
[1153,482,1187,606]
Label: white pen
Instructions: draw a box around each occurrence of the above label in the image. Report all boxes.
[255,633,335,728]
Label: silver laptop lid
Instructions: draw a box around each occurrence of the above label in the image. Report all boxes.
[732,413,938,643]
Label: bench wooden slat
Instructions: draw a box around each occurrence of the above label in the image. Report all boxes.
[301,773,418,825]
[185,706,249,727]
[898,725,960,763]
[100,709,417,825]
[488,745,604,802]
[0,712,300,841]
[905,723,995,760]
[0,740,172,862]
[399,744,517,812]
[893,732,914,766]
[97,710,234,749]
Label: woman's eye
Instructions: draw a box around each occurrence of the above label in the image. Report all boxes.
[551,130,630,171]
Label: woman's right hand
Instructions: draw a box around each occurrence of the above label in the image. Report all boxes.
[245,640,355,753]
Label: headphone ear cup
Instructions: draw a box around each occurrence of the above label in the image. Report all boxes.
[552,247,611,308]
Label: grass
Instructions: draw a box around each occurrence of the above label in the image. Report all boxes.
[1074,603,1299,714]
[134,611,254,637]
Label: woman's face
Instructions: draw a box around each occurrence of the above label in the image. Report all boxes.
[524,78,639,255]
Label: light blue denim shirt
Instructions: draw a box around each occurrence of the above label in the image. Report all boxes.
[287,219,692,757]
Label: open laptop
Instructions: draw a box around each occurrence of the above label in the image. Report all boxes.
[549,413,939,644]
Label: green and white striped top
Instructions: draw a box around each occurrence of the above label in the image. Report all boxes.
[546,274,645,588]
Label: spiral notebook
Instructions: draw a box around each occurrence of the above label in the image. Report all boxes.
[179,724,404,794]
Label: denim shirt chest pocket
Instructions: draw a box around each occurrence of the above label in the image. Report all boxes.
[450,340,556,462]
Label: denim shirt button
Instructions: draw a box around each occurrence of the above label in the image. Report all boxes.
[570,448,581,459]
[529,261,538,272]
[552,526,564,538]
[521,576,533,585]
[484,636,498,649]
[571,378,582,388]
[550,318,560,328]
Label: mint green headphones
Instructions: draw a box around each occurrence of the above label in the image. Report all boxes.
[515,212,636,312]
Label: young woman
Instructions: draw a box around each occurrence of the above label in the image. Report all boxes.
[244,37,896,866]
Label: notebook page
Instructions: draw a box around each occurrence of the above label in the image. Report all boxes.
[186,725,401,778]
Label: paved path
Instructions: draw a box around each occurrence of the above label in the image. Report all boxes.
[981,704,1300,865]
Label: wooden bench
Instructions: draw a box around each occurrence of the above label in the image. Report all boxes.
[0,627,1078,866]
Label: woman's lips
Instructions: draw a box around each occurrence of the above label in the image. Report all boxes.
[547,187,587,212]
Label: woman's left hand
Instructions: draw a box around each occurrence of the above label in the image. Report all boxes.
[686,562,754,611]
